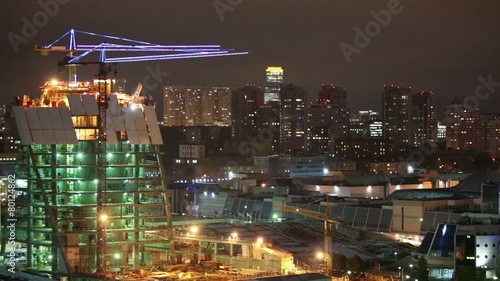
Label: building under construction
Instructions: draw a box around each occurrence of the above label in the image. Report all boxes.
[2,79,172,278]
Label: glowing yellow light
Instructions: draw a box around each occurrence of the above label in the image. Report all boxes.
[316,251,324,260]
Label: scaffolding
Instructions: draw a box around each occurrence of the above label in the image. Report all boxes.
[2,80,173,278]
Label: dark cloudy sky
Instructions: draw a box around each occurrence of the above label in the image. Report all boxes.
[1,0,500,115]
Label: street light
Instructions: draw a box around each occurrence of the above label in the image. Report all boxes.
[190,226,199,235]
[230,232,237,240]
[316,251,324,260]
[342,270,352,281]
[315,251,329,274]
[400,264,413,281]
[100,214,108,222]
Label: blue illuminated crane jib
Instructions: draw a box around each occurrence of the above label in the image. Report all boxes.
[42,29,248,64]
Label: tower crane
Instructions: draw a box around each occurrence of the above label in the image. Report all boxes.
[35,29,248,277]
[275,198,342,276]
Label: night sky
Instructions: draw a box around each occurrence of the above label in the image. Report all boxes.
[1,0,500,115]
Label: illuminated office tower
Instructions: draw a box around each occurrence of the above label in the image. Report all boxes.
[280,84,306,155]
[264,66,283,104]
[4,79,172,277]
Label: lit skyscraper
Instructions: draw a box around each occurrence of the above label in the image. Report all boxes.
[0,105,20,153]
[264,66,283,103]
[231,85,262,150]
[412,91,436,146]
[484,114,500,159]
[437,122,446,141]
[443,98,477,150]
[306,103,337,155]
[256,102,280,154]
[382,85,413,145]
[349,110,380,137]
[468,113,500,158]
[163,86,232,126]
[318,84,349,139]
[280,84,306,154]
[382,86,436,147]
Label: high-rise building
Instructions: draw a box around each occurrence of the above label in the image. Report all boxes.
[0,104,6,129]
[382,86,436,147]
[280,84,306,154]
[382,85,413,145]
[437,122,447,142]
[349,110,380,137]
[306,103,337,156]
[264,66,283,104]
[4,79,172,277]
[474,114,489,154]
[412,91,436,146]
[358,110,380,124]
[231,85,262,151]
[485,115,500,160]
[443,98,478,150]
[0,104,21,153]
[333,137,393,160]
[214,87,232,125]
[163,85,231,126]
[318,84,349,138]
[368,121,383,137]
[475,113,500,159]
[256,101,280,155]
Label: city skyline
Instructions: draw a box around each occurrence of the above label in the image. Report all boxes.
[1,1,499,114]
[3,2,500,279]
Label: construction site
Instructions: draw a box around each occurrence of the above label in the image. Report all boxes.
[3,79,305,281]
[0,29,416,281]
[0,30,329,281]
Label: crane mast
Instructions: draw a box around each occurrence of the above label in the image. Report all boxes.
[275,200,340,276]
[96,63,108,276]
